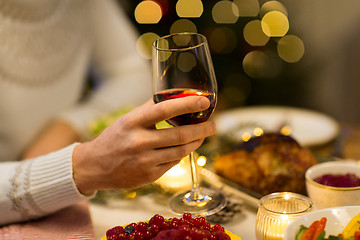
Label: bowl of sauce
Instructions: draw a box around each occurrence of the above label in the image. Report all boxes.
[314,173,360,188]
[305,161,360,209]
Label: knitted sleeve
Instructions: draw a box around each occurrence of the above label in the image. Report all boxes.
[57,0,152,140]
[0,143,93,226]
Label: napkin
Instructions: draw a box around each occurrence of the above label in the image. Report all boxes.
[0,201,95,240]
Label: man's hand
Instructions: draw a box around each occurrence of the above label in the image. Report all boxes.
[72,96,216,195]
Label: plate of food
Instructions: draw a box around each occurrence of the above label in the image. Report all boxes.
[101,212,241,240]
[283,206,360,240]
[213,105,340,147]
[201,132,319,208]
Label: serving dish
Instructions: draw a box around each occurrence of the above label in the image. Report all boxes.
[214,105,339,147]
[283,206,360,240]
[305,160,360,209]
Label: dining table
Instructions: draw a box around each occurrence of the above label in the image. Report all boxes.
[89,194,257,240]
[87,123,360,240]
[1,123,359,240]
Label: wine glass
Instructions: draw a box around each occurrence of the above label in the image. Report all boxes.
[152,32,227,216]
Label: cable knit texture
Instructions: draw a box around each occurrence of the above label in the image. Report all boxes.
[0,143,93,225]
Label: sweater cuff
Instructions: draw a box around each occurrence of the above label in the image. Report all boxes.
[27,143,95,215]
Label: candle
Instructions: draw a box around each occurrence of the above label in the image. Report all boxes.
[256,192,313,240]
[155,156,192,192]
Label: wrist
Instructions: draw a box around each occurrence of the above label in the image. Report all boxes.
[72,142,97,195]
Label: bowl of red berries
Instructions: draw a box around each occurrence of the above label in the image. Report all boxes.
[102,213,241,240]
[305,160,360,209]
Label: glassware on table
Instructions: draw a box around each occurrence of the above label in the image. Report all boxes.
[152,32,227,216]
[256,192,313,240]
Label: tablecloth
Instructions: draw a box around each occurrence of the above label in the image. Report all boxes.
[0,201,95,240]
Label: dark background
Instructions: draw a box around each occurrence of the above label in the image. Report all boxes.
[116,0,360,124]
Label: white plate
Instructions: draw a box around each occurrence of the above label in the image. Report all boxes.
[283,206,360,240]
[214,106,340,147]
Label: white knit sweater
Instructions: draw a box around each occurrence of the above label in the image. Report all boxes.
[0,0,151,225]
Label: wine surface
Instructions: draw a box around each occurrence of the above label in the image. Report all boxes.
[153,88,215,126]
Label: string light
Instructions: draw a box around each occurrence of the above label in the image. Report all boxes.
[243,20,270,46]
[134,1,162,24]
[277,35,305,63]
[170,19,197,34]
[136,32,160,59]
[261,11,289,37]
[212,1,239,24]
[176,0,203,18]
[260,1,288,18]
[233,0,260,17]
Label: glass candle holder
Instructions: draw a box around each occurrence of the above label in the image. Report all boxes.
[256,192,313,240]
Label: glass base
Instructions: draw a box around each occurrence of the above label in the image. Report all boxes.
[169,188,227,216]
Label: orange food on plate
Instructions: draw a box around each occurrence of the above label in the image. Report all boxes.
[214,133,317,196]
[102,213,241,240]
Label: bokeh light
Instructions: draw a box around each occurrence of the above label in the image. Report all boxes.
[136,32,160,59]
[212,1,239,24]
[277,35,305,63]
[243,20,270,46]
[233,0,260,17]
[259,0,288,18]
[208,27,237,54]
[242,50,282,79]
[261,11,289,37]
[176,0,203,18]
[177,52,197,72]
[170,19,197,34]
[222,73,252,105]
[134,1,162,24]
[242,132,252,142]
[253,127,264,136]
[197,156,207,167]
[280,125,292,136]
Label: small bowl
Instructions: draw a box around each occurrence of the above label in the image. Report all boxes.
[283,205,360,240]
[305,160,360,209]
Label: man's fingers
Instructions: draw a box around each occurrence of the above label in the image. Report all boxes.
[143,121,215,149]
[150,139,205,165]
[133,96,211,127]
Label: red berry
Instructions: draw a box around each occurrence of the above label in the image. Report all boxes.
[133,231,144,240]
[137,222,147,233]
[209,234,216,240]
[203,222,211,231]
[193,218,202,227]
[149,224,160,236]
[211,224,224,233]
[198,217,206,225]
[143,230,152,240]
[183,213,193,221]
[150,214,165,225]
[106,226,125,239]
[159,221,169,230]
[179,225,191,235]
[213,231,231,240]
[118,233,130,240]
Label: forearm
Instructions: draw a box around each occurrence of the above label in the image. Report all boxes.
[0,144,92,226]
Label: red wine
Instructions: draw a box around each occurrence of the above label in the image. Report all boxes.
[153,89,216,126]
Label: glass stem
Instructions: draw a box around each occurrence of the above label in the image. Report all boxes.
[189,151,202,201]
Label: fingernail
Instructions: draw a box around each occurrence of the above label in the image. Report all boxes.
[198,97,210,109]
